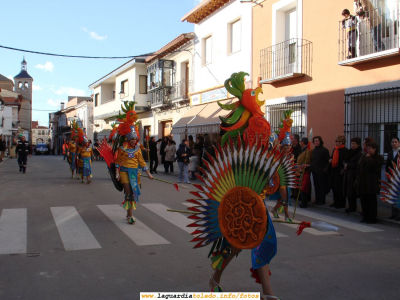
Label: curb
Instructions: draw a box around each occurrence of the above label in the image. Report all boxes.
[305,202,400,229]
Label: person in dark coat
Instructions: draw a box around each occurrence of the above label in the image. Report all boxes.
[291,134,302,161]
[386,137,400,220]
[355,142,383,224]
[328,134,348,208]
[343,137,362,213]
[159,137,169,165]
[0,134,5,162]
[16,135,32,173]
[310,136,330,205]
[148,137,159,174]
[202,141,215,164]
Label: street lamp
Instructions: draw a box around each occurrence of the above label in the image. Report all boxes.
[119,90,125,99]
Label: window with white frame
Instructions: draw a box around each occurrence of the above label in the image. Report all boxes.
[202,36,212,65]
[228,19,241,54]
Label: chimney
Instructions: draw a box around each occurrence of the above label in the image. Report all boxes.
[60,102,65,110]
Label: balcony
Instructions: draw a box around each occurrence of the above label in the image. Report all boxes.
[260,38,313,84]
[338,5,400,66]
[171,79,192,101]
[148,87,173,108]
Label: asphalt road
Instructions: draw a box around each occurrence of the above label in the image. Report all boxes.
[0,155,399,300]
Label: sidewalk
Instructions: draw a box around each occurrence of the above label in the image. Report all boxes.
[151,162,400,228]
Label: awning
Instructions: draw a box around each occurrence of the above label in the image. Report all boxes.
[171,104,207,134]
[171,98,235,135]
[186,99,233,135]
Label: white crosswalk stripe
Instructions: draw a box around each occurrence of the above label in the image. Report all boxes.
[51,206,101,251]
[97,204,170,246]
[142,203,193,234]
[0,200,384,254]
[0,208,27,254]
[267,213,339,236]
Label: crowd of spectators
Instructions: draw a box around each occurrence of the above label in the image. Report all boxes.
[294,134,399,223]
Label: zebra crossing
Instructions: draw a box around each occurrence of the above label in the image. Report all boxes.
[0,202,383,255]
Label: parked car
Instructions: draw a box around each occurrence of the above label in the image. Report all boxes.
[35,143,49,155]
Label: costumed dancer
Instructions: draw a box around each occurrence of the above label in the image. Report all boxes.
[77,137,94,184]
[269,110,295,222]
[184,73,299,300]
[380,157,400,220]
[98,101,154,224]
[68,121,84,179]
[16,135,32,173]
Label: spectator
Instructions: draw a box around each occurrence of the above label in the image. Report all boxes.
[355,142,383,224]
[328,134,348,208]
[297,137,313,208]
[176,139,193,184]
[343,137,363,213]
[291,134,301,161]
[291,134,302,199]
[310,136,330,205]
[355,0,385,52]
[342,9,358,59]
[0,134,5,162]
[159,137,169,166]
[93,139,100,161]
[202,140,215,164]
[362,137,374,153]
[189,149,199,180]
[386,137,400,220]
[62,140,69,161]
[149,137,159,174]
[188,135,195,149]
[164,139,176,174]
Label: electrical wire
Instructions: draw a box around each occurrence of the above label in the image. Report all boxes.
[0,45,155,59]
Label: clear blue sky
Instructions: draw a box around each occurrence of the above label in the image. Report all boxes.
[0,0,200,127]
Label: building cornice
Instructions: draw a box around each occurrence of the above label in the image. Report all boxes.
[181,0,232,24]
[88,57,148,89]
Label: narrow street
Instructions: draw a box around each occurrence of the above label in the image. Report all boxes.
[0,156,399,300]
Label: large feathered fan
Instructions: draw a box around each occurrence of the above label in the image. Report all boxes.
[186,134,299,255]
[380,158,400,209]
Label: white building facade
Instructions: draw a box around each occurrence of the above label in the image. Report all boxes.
[182,0,253,93]
[89,58,149,140]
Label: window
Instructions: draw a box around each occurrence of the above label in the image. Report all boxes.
[228,19,241,54]
[162,61,173,87]
[24,82,29,88]
[95,93,99,107]
[121,80,129,96]
[202,36,212,65]
[139,75,147,94]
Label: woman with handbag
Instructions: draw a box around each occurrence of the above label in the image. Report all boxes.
[176,139,193,184]
[328,134,348,208]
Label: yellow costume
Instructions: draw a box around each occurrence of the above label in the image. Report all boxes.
[77,146,93,177]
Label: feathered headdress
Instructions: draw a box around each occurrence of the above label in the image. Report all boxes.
[71,120,86,145]
[111,101,140,153]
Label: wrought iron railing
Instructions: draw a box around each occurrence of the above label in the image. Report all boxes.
[344,87,400,156]
[260,38,312,82]
[338,5,399,61]
[265,100,306,138]
[171,79,192,100]
[148,79,193,107]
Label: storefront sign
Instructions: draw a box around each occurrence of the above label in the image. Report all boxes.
[201,88,228,103]
[191,95,200,106]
